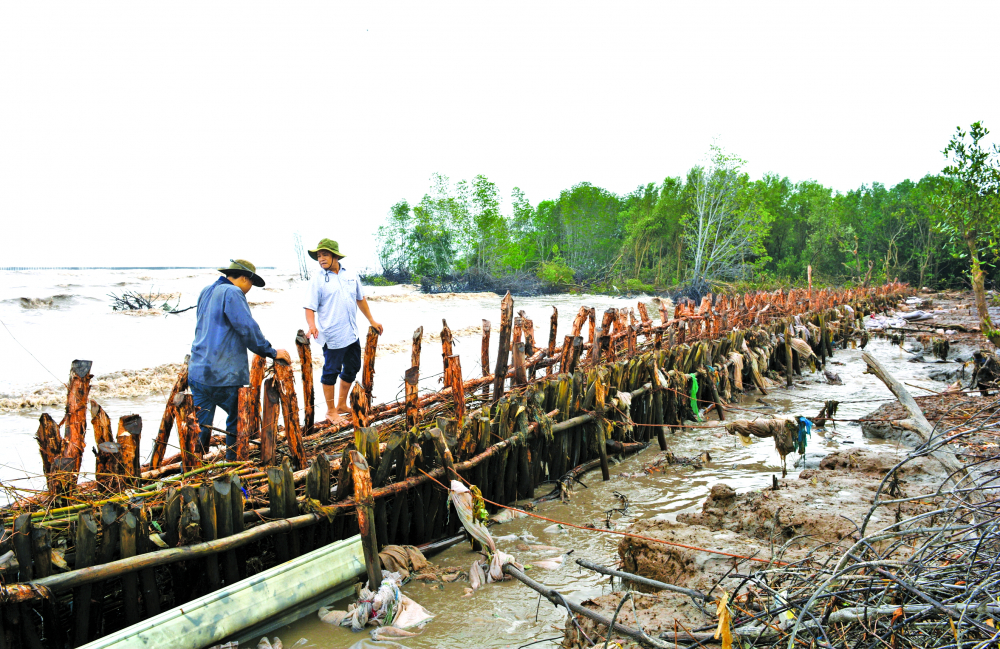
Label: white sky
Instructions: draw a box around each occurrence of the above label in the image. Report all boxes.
[1,1,997,270]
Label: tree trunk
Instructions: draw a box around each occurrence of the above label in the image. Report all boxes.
[965,235,1000,346]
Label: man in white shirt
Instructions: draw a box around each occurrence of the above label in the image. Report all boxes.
[304,238,383,426]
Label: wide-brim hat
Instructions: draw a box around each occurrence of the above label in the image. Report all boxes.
[218,259,265,287]
[308,238,345,260]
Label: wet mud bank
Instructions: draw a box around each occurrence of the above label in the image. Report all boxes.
[569,290,999,648]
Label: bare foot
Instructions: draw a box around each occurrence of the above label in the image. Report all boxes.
[317,413,346,428]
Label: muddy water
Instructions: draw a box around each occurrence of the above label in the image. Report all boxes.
[272,339,942,649]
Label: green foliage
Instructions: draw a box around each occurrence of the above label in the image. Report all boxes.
[537,256,575,285]
[375,137,1000,294]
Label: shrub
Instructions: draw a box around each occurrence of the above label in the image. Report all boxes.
[537,258,575,286]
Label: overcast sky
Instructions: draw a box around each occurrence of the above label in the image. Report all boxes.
[1,1,997,270]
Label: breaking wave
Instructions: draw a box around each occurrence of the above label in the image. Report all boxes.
[0,362,185,411]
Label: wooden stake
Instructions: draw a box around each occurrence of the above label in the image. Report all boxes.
[440,319,453,360]
[362,325,380,398]
[151,356,188,469]
[249,354,266,439]
[175,394,202,472]
[445,354,465,424]
[63,360,93,476]
[350,382,372,429]
[119,511,140,626]
[492,292,514,404]
[213,477,239,584]
[235,387,252,461]
[72,510,98,647]
[546,307,558,376]
[349,450,382,588]
[274,360,307,470]
[404,367,421,430]
[522,316,537,380]
[481,319,491,399]
[89,403,118,492]
[411,326,423,368]
[35,413,62,494]
[295,331,315,431]
[116,414,142,487]
[260,377,279,466]
[266,466,290,563]
[512,342,528,386]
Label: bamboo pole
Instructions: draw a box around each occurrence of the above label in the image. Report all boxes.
[260,378,279,466]
[274,360,307,470]
[295,331,315,432]
[481,319,491,400]
[492,292,514,404]
[349,450,381,587]
[151,356,188,468]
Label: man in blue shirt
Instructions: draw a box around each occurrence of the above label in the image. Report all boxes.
[304,239,383,426]
[189,259,290,459]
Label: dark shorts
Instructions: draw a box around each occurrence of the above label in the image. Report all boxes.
[321,339,362,385]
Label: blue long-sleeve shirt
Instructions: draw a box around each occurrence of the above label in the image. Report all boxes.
[189,277,277,386]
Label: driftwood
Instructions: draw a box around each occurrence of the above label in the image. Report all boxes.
[861,351,970,481]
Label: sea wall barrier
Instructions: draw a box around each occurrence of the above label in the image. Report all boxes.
[0,283,908,647]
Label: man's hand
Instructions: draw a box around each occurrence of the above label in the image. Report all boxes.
[308,326,319,339]
[370,322,384,335]
[275,349,292,365]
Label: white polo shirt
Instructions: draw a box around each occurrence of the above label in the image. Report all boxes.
[304,263,365,350]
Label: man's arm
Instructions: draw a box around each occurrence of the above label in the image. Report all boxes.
[356,297,383,335]
[223,289,289,362]
[305,309,319,339]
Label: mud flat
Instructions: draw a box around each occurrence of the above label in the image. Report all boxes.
[569,291,999,649]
